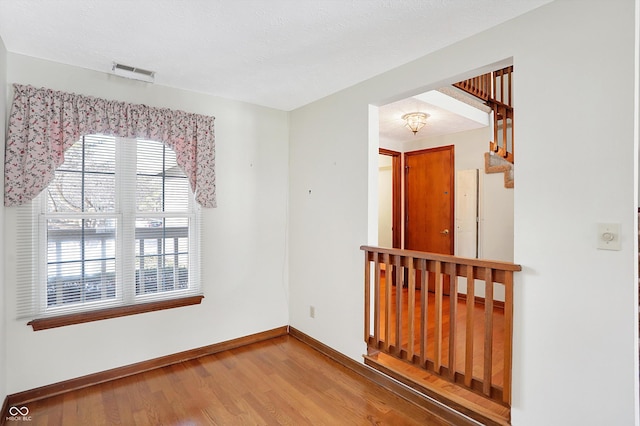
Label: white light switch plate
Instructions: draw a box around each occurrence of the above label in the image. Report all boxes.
[597,223,621,250]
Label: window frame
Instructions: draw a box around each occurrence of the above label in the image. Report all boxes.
[25,135,203,330]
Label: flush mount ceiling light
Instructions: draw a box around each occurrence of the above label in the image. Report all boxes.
[112,62,155,83]
[402,112,429,135]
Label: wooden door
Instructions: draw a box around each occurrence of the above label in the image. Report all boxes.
[404,146,454,291]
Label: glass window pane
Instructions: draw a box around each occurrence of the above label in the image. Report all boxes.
[165,217,188,228]
[136,139,165,175]
[83,135,116,173]
[47,136,116,213]
[135,215,189,296]
[47,171,83,212]
[165,177,189,211]
[48,262,82,306]
[84,173,115,212]
[46,218,117,307]
[136,139,188,213]
[136,175,163,212]
[83,259,116,301]
[84,221,116,261]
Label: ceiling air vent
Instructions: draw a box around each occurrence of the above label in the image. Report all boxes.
[112,62,155,83]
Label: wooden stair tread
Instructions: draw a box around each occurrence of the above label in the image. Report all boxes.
[484,152,514,188]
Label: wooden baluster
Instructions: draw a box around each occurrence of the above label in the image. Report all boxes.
[502,104,508,157]
[407,256,416,362]
[420,259,428,367]
[507,67,513,107]
[373,252,381,345]
[500,68,505,104]
[464,265,475,388]
[503,272,514,405]
[483,268,494,396]
[510,111,514,162]
[493,71,497,102]
[508,66,513,162]
[485,73,491,99]
[384,253,392,351]
[394,254,403,355]
[434,261,443,373]
[365,250,372,343]
[448,263,458,380]
[494,105,500,152]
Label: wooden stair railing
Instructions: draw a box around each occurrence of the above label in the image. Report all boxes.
[454,66,514,164]
[452,73,492,102]
[362,245,521,406]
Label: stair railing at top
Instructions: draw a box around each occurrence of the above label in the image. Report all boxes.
[452,73,492,102]
[454,66,514,163]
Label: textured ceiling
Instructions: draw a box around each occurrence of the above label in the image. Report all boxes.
[0,0,551,111]
[379,88,491,145]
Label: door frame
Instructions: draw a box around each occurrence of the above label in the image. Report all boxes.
[379,148,401,249]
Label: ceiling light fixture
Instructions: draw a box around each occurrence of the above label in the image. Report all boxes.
[112,62,155,83]
[402,112,429,135]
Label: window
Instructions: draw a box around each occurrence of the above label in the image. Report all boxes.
[22,135,201,326]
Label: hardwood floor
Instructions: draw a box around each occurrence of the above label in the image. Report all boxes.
[20,335,458,425]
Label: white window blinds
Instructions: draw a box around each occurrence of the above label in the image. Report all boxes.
[15,135,201,319]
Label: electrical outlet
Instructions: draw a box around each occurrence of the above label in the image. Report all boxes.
[309,306,315,318]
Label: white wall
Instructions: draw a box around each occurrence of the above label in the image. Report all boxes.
[289,1,638,425]
[0,35,7,405]
[3,53,290,394]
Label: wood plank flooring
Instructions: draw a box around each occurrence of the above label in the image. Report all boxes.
[20,335,457,425]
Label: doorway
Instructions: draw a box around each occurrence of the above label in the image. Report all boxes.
[369,66,515,424]
[378,148,401,249]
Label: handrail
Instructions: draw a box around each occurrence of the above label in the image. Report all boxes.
[361,245,520,406]
[360,246,521,272]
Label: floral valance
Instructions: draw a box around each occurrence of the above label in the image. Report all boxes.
[4,84,216,207]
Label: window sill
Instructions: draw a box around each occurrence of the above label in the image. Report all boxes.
[27,295,204,331]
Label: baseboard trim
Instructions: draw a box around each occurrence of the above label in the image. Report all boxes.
[4,325,288,409]
[458,293,505,310]
[288,327,479,426]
